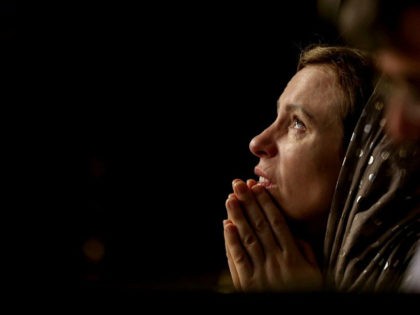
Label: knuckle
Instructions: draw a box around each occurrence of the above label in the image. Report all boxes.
[233,253,247,265]
[254,218,266,233]
[244,234,257,247]
[271,217,283,228]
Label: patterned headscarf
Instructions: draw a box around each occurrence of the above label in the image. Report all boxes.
[324,78,420,292]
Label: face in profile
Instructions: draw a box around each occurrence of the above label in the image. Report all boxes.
[377,8,420,143]
[249,65,344,230]
[377,50,420,143]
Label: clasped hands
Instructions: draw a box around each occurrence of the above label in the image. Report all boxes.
[223,179,323,292]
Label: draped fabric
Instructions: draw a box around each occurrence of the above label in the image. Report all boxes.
[400,241,420,292]
[324,80,420,292]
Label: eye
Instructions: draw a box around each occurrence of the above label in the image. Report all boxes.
[290,117,306,131]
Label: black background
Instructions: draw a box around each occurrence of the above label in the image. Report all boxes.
[34,1,343,289]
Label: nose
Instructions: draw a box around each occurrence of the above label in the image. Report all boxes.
[249,125,278,158]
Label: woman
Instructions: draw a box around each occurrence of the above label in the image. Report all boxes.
[223,45,376,292]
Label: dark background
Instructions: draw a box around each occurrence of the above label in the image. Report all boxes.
[37,1,343,289]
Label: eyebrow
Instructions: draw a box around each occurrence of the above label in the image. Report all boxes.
[279,103,317,124]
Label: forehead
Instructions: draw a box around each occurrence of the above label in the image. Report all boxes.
[279,65,341,120]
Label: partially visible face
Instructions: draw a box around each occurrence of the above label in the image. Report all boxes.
[376,8,420,143]
[377,49,420,143]
[249,65,344,230]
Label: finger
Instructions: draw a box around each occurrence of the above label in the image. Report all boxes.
[226,194,237,220]
[251,184,298,254]
[223,219,253,284]
[246,178,258,188]
[225,195,265,264]
[232,180,278,252]
[223,220,241,290]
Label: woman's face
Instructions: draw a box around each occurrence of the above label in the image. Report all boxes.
[249,65,344,229]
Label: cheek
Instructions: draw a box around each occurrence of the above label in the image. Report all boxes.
[290,144,341,193]
[317,148,342,180]
[276,141,342,191]
[274,137,343,220]
[278,151,315,190]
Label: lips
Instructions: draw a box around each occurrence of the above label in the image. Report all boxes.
[254,167,273,188]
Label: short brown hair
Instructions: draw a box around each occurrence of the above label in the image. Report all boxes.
[297,45,377,147]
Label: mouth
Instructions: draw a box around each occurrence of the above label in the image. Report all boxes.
[254,167,274,188]
[258,176,272,187]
